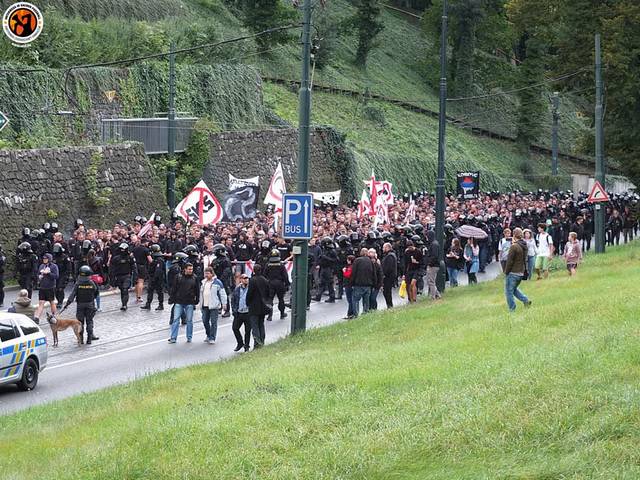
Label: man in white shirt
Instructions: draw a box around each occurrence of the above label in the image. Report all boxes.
[199,267,228,344]
[534,223,554,279]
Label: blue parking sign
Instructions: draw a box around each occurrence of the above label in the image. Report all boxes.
[282,193,313,239]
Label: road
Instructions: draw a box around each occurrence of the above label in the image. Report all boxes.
[0,262,502,415]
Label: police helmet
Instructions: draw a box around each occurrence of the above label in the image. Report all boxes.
[381,231,392,239]
[79,265,93,276]
[22,227,31,238]
[154,215,162,227]
[134,215,142,224]
[270,249,280,258]
[140,216,148,224]
[82,240,92,251]
[411,234,422,243]
[367,231,376,241]
[119,242,129,251]
[174,252,189,262]
[413,224,424,233]
[18,242,32,252]
[75,219,84,229]
[183,245,198,255]
[53,243,65,254]
[350,232,359,242]
[336,234,349,245]
[261,240,271,249]
[213,243,227,256]
[50,222,59,233]
[118,220,128,227]
[43,222,51,232]
[150,244,162,254]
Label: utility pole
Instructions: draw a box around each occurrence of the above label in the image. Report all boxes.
[434,0,447,293]
[594,33,605,254]
[551,92,559,176]
[291,0,312,333]
[167,41,177,211]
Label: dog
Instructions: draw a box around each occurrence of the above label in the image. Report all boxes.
[46,312,84,347]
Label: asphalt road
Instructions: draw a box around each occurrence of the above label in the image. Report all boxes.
[0,262,502,415]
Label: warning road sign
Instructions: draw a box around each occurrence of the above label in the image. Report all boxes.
[587,180,610,203]
[0,111,8,132]
[175,180,223,225]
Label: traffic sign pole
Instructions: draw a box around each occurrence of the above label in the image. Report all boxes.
[291,0,312,334]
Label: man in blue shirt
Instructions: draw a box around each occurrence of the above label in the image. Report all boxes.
[231,273,251,352]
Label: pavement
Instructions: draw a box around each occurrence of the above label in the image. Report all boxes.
[0,261,503,415]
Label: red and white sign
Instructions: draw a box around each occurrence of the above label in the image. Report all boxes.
[175,180,223,226]
[587,180,610,203]
[138,213,156,237]
[357,189,371,219]
[264,162,286,210]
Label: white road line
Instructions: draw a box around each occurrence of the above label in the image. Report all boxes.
[47,322,234,370]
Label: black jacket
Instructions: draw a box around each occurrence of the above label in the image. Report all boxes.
[246,274,271,316]
[170,273,200,305]
[351,256,377,287]
[382,252,397,281]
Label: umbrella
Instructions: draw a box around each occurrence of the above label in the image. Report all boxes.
[455,225,488,240]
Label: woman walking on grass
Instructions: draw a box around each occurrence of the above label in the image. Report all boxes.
[523,229,537,280]
[464,237,480,285]
[563,231,582,277]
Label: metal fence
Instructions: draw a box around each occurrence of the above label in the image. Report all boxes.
[100,117,198,155]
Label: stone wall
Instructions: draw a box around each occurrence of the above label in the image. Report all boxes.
[0,143,166,251]
[202,128,355,203]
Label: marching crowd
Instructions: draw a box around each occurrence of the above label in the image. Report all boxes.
[0,189,638,349]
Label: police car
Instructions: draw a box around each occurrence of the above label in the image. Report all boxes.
[0,313,48,391]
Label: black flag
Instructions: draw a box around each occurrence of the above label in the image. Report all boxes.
[222,186,260,222]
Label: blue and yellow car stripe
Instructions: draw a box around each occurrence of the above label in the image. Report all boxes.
[1,337,46,377]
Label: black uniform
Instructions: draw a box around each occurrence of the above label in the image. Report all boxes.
[110,252,136,308]
[145,254,165,309]
[65,276,99,343]
[53,251,72,306]
[16,251,38,298]
[264,258,290,320]
[315,246,338,302]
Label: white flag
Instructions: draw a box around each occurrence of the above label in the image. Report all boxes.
[406,195,417,222]
[229,174,259,191]
[264,162,286,211]
[373,202,389,228]
[174,180,223,226]
[357,189,371,220]
[310,190,341,205]
[138,213,156,238]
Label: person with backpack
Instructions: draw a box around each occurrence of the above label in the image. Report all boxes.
[504,228,532,312]
[534,223,554,280]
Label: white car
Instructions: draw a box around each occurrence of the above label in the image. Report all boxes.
[0,313,48,391]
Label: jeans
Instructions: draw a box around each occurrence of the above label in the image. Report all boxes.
[351,286,371,317]
[232,312,251,348]
[505,273,529,311]
[447,267,459,287]
[345,285,355,317]
[170,304,194,340]
[369,287,379,310]
[426,266,441,299]
[526,256,535,280]
[201,307,219,340]
[250,314,266,347]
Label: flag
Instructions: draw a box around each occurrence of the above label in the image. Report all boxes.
[174,180,223,226]
[406,195,416,222]
[138,213,156,238]
[310,190,341,205]
[364,170,381,216]
[373,202,389,228]
[357,189,371,220]
[264,162,286,211]
[229,174,259,191]
[377,181,394,205]
[222,185,260,222]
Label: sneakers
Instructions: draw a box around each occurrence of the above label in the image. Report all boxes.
[155,305,164,311]
[524,300,532,308]
[140,304,151,310]
[280,312,288,319]
[203,338,210,343]
[324,299,335,303]
[221,311,230,318]
[208,339,215,345]
[168,338,176,344]
[186,338,192,343]
[233,344,244,352]
[120,305,127,311]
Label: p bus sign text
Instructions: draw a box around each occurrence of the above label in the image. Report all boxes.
[282,193,313,240]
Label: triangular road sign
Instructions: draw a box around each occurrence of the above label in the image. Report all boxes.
[587,180,610,203]
[0,111,9,132]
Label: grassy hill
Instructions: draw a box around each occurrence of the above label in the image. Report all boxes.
[0,0,595,193]
[1,243,638,478]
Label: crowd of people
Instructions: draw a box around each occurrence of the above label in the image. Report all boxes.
[0,189,637,348]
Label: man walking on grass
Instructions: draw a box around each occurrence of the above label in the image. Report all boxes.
[504,228,532,312]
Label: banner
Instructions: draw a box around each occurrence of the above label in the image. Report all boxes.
[174,180,223,226]
[357,189,371,220]
[456,171,480,199]
[364,171,380,215]
[222,186,260,222]
[264,162,286,209]
[243,259,293,282]
[310,190,341,205]
[138,213,156,237]
[377,181,394,205]
[364,171,394,212]
[373,202,389,227]
[406,195,416,222]
[229,174,259,191]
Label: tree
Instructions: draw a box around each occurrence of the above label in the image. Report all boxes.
[345,0,385,67]
[450,0,484,96]
[514,36,547,148]
[243,0,297,50]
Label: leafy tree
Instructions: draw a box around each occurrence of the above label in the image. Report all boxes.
[449,0,484,96]
[344,0,385,67]
[514,36,547,147]
[243,0,297,50]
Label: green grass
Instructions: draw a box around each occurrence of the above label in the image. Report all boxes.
[264,82,581,193]
[1,243,639,479]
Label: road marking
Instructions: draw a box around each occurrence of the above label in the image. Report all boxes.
[47,322,233,370]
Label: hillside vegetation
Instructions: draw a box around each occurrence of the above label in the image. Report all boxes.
[0,0,597,195]
[1,243,638,478]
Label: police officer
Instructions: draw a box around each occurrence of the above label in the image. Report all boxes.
[109,243,137,311]
[52,242,71,307]
[335,235,353,300]
[141,244,165,311]
[16,242,38,299]
[168,251,189,325]
[314,236,338,303]
[212,243,233,317]
[264,249,290,321]
[183,245,203,284]
[254,239,272,270]
[63,265,100,345]
[0,244,5,307]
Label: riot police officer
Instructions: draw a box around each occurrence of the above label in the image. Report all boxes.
[335,235,353,300]
[183,245,203,283]
[254,239,272,270]
[314,236,338,303]
[141,244,165,311]
[264,249,290,321]
[16,242,38,299]
[63,265,100,344]
[52,242,71,307]
[168,251,189,325]
[109,243,137,311]
[212,243,233,317]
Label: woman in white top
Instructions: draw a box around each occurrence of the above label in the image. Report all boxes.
[498,228,513,273]
[523,229,537,280]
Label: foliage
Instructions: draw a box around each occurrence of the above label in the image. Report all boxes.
[177,118,220,198]
[515,36,547,148]
[449,0,484,97]
[317,126,359,200]
[343,0,385,67]
[85,151,113,207]
[311,8,340,70]
[46,209,59,219]
[1,243,639,478]
[22,0,190,20]
[241,0,297,49]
